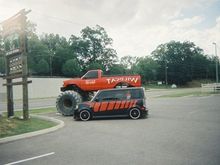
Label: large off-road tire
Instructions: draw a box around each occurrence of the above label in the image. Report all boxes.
[56,91,82,116]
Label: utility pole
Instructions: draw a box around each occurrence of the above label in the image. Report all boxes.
[213,43,219,83]
[50,54,52,77]
[165,61,168,86]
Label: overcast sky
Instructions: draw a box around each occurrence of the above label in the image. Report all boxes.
[0,0,220,57]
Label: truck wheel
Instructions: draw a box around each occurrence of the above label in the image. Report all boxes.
[56,91,82,116]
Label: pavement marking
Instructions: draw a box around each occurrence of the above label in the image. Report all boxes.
[4,152,55,165]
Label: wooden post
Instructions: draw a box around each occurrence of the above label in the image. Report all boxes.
[22,50,29,119]
[21,11,29,120]
[22,51,29,119]
[5,51,14,117]
[22,76,29,119]
[6,78,14,117]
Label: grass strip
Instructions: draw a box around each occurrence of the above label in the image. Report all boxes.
[12,107,56,116]
[0,107,57,138]
[157,91,216,98]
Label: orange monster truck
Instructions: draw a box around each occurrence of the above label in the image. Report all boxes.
[56,69,141,115]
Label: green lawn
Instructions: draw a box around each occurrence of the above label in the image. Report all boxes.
[0,107,57,138]
[12,107,56,116]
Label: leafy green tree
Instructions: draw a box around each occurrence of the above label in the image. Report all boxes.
[118,55,138,74]
[40,34,68,54]
[133,57,159,83]
[191,53,209,79]
[120,55,137,69]
[62,59,81,77]
[28,36,50,75]
[0,57,5,74]
[206,56,219,80]
[36,59,50,75]
[107,64,127,75]
[52,44,73,76]
[0,35,5,74]
[40,33,72,76]
[87,62,104,71]
[69,25,117,72]
[152,41,208,85]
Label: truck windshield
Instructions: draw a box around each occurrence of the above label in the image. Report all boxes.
[82,71,98,79]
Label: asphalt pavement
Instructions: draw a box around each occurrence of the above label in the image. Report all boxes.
[0,94,220,165]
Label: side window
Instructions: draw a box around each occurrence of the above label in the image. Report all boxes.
[115,90,130,100]
[100,90,131,101]
[94,89,144,102]
[82,71,98,79]
[96,91,120,101]
[130,89,143,99]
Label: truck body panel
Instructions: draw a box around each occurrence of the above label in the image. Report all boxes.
[62,70,141,92]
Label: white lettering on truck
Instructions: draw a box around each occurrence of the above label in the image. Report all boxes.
[106,77,138,84]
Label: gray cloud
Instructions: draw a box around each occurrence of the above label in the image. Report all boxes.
[0,0,219,57]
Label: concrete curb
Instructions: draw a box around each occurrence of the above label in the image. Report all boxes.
[0,114,65,144]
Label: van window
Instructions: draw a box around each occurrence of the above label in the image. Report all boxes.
[130,89,143,99]
[96,89,143,101]
[97,91,120,101]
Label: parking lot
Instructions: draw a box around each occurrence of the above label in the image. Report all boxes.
[0,92,220,165]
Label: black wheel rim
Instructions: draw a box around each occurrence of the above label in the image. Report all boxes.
[80,111,90,121]
[130,108,140,119]
[131,110,138,117]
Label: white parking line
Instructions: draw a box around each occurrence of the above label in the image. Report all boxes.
[4,152,55,165]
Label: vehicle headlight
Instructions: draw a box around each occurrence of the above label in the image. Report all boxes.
[75,105,78,109]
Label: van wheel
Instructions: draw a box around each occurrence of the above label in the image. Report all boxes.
[129,108,141,119]
[79,110,91,121]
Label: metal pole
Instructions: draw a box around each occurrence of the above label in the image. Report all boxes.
[50,55,52,77]
[165,61,168,86]
[213,43,219,83]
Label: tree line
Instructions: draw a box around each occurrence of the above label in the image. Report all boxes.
[0,24,218,85]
